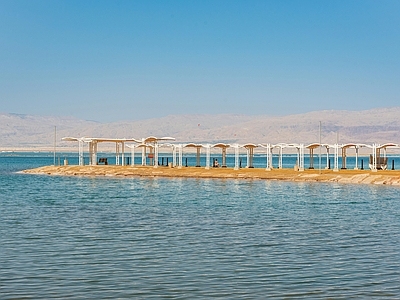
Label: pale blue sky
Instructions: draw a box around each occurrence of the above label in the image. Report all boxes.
[1,0,399,122]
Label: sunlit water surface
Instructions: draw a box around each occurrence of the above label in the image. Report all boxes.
[1,155,400,299]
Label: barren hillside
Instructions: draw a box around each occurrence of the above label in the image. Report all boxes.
[1,107,400,150]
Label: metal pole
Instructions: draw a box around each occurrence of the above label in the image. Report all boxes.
[53,126,56,166]
[319,121,321,174]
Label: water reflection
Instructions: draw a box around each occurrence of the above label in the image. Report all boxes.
[1,163,400,298]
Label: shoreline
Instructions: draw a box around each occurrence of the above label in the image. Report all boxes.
[21,165,400,186]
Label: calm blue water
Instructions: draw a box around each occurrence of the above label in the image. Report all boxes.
[1,154,400,298]
[35,151,400,170]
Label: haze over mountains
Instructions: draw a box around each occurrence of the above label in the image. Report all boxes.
[1,107,400,150]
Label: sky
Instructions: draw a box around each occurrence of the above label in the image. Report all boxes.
[1,0,399,122]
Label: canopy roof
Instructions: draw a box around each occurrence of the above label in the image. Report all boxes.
[212,143,230,149]
[62,136,175,144]
[378,143,399,149]
[184,143,203,148]
[62,137,141,143]
[142,136,175,143]
[242,143,258,149]
[306,143,321,149]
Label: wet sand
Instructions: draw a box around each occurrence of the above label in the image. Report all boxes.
[21,165,400,186]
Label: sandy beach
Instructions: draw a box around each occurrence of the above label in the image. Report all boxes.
[21,165,400,186]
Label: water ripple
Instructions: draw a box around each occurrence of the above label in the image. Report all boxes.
[1,173,400,298]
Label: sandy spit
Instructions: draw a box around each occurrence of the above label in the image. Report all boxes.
[20,165,400,186]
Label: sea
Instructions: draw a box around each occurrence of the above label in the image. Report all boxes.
[1,152,400,299]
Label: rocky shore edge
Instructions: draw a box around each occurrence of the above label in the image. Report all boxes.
[20,165,400,186]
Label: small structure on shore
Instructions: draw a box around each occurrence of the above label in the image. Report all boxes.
[369,143,399,170]
[62,137,142,166]
[62,136,175,167]
[184,143,203,167]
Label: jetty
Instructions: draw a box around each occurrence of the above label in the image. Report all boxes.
[22,165,400,186]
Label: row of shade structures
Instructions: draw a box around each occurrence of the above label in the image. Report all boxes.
[62,136,400,171]
[126,142,400,171]
[129,143,259,170]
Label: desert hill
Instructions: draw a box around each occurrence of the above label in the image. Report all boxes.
[1,107,400,150]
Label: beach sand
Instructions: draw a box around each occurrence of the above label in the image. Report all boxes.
[21,165,400,186]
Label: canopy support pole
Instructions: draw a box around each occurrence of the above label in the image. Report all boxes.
[154,143,159,168]
[354,146,359,170]
[79,139,84,166]
[178,144,183,168]
[333,144,339,172]
[234,144,239,170]
[196,147,201,167]
[309,148,314,169]
[266,144,272,171]
[299,144,304,171]
[121,142,125,166]
[205,144,211,169]
[222,147,227,168]
[172,146,177,167]
[341,147,347,169]
[115,142,120,165]
[142,146,146,166]
[325,147,330,169]
[131,145,135,166]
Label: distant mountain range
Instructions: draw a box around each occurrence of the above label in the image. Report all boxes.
[1,107,400,150]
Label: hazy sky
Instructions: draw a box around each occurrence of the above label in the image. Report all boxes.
[1,0,399,122]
